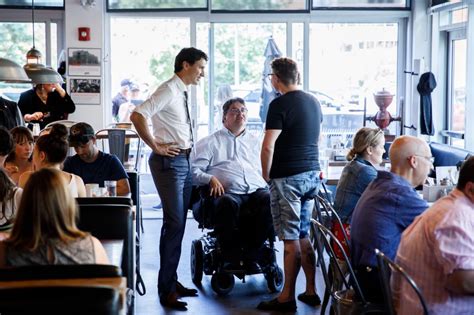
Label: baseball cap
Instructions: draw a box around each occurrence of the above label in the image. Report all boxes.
[69,122,95,147]
[130,83,140,92]
[120,79,132,88]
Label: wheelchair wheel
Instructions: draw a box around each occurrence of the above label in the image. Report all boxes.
[191,240,203,285]
[211,272,235,296]
[266,265,284,293]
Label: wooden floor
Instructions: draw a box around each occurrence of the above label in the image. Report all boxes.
[135,214,326,315]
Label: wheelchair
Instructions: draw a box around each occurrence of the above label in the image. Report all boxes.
[189,186,284,296]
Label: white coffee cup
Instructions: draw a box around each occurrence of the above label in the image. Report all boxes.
[85,183,99,197]
[104,180,117,197]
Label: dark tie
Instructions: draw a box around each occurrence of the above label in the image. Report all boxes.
[183,91,194,146]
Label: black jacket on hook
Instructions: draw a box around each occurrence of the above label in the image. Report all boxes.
[417,72,436,136]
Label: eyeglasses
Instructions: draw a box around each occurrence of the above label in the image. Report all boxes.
[227,108,248,115]
[415,155,435,164]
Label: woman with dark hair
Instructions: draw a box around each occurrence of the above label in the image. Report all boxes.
[0,168,108,266]
[18,82,75,130]
[4,126,34,185]
[19,124,86,197]
[0,168,22,231]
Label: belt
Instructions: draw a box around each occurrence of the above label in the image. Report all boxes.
[179,148,192,155]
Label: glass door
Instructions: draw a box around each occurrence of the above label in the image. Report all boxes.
[447,29,466,148]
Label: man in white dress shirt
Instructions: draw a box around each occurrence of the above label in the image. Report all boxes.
[130,47,207,310]
[192,97,273,273]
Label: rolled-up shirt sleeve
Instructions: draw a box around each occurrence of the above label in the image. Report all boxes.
[133,86,172,118]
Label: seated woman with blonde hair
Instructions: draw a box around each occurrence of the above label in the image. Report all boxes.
[332,127,385,256]
[19,124,86,197]
[0,168,108,266]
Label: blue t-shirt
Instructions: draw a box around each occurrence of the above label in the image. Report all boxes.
[265,90,322,179]
[350,171,428,268]
[333,157,377,223]
[63,151,128,187]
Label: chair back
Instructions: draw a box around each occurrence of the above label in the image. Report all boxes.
[375,249,429,315]
[311,219,366,303]
[95,128,142,171]
[76,197,133,207]
[0,264,123,315]
[77,203,134,290]
[0,286,120,315]
[316,194,350,253]
[0,264,121,281]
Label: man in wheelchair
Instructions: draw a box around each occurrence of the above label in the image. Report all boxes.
[192,97,273,274]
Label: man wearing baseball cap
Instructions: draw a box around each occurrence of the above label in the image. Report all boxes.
[64,122,130,196]
[112,79,132,121]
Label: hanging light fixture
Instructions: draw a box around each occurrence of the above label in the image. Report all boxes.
[0,57,31,83]
[24,66,63,84]
[26,0,42,65]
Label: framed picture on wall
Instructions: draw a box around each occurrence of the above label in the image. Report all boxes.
[69,78,101,105]
[68,48,101,76]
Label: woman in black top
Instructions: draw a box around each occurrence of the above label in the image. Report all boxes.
[18,83,75,130]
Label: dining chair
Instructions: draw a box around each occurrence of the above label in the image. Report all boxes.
[0,264,123,315]
[311,219,384,315]
[375,249,429,315]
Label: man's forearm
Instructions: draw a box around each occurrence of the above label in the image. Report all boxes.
[117,178,131,196]
[261,147,273,181]
[130,112,157,152]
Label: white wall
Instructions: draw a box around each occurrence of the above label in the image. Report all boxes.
[64,0,106,132]
[409,0,437,141]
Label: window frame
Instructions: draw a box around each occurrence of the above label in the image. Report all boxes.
[105,10,409,136]
[0,8,64,68]
[311,0,411,10]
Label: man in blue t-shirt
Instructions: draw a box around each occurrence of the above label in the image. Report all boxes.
[350,135,431,303]
[63,122,130,196]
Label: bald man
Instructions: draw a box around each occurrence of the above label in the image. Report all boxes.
[349,135,431,303]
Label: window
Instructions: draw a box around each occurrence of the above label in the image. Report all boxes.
[312,0,409,9]
[208,23,286,137]
[309,23,399,139]
[109,17,190,119]
[107,0,207,11]
[0,22,48,100]
[0,1,64,8]
[448,33,466,148]
[212,0,307,11]
[0,22,46,66]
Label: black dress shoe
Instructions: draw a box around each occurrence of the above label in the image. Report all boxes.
[176,281,198,297]
[160,292,188,310]
[297,292,321,306]
[245,261,262,274]
[257,298,297,312]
